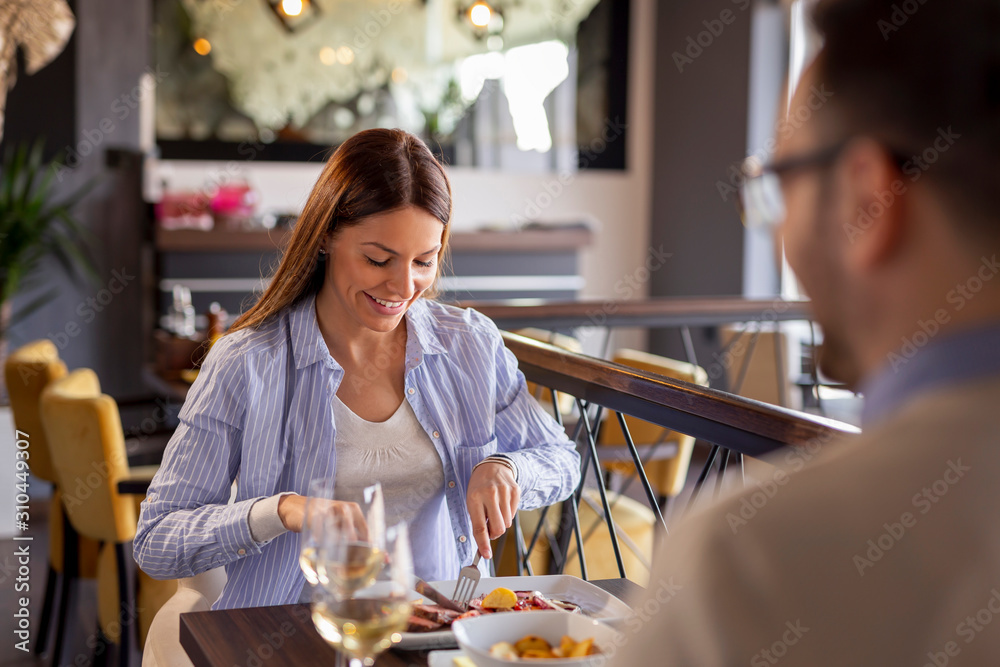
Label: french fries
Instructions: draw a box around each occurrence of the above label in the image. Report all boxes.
[488,634,602,659]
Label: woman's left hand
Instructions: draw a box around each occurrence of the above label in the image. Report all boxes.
[466,461,520,560]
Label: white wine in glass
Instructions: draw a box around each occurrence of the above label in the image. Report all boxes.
[312,521,414,667]
[312,594,411,661]
[324,542,385,594]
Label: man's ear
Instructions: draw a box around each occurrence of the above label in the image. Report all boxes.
[835,138,908,272]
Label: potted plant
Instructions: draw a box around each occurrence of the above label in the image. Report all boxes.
[0,139,97,405]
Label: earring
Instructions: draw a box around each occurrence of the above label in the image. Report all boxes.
[318,248,327,257]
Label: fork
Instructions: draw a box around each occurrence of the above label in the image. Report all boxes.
[452,552,482,607]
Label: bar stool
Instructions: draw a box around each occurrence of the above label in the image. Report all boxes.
[4,340,101,663]
[40,368,177,667]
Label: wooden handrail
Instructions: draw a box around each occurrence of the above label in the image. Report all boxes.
[465,296,813,329]
[502,331,857,458]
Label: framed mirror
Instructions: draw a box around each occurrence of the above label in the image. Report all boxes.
[153,0,629,171]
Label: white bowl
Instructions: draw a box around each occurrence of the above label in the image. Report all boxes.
[452,610,622,667]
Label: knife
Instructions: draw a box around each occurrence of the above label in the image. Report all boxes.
[414,577,468,613]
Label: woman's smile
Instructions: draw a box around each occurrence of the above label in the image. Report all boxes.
[365,292,407,313]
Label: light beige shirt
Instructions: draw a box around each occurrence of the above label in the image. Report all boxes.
[614,376,1000,666]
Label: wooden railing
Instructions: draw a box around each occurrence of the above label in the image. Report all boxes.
[500,331,857,581]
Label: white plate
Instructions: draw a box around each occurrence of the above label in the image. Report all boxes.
[395,575,632,651]
[427,649,465,666]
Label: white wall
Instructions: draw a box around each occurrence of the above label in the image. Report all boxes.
[146,0,656,355]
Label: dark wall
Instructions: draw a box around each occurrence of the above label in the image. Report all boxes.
[648,0,751,372]
[1,2,77,163]
[6,0,151,399]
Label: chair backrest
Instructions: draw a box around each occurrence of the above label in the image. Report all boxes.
[599,348,709,447]
[40,368,137,543]
[513,328,583,414]
[4,340,68,482]
[720,326,791,406]
[598,349,709,498]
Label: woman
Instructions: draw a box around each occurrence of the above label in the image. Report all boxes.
[135,129,581,609]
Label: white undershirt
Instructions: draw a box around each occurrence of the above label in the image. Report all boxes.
[331,394,445,526]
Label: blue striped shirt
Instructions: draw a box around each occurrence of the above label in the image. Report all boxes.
[134,295,581,609]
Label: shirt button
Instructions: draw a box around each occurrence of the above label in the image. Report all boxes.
[433,430,440,438]
[407,387,415,395]
[237,548,246,556]
[448,480,456,489]
[459,535,467,543]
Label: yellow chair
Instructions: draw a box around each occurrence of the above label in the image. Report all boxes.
[40,368,177,667]
[598,349,709,505]
[513,328,583,416]
[4,340,101,662]
[720,326,791,406]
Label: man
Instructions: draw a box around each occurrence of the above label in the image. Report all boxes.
[615,0,1000,664]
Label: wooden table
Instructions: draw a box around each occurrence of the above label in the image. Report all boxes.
[180,578,641,667]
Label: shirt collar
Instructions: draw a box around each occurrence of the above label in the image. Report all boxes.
[289,294,333,369]
[289,294,448,370]
[403,299,449,358]
[860,319,1000,427]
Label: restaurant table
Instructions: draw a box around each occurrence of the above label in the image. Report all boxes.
[180,578,642,667]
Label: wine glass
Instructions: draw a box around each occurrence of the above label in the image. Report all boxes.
[299,477,337,586]
[312,521,414,667]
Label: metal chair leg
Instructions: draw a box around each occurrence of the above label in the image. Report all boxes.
[50,509,79,665]
[94,628,110,667]
[34,565,58,654]
[115,542,132,667]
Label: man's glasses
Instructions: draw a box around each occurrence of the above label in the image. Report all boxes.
[736,142,848,230]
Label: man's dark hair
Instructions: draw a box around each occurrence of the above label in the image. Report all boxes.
[812,0,1000,234]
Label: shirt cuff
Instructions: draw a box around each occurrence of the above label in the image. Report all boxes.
[248,492,294,544]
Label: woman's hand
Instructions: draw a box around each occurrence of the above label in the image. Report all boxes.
[466,461,520,560]
[277,494,368,540]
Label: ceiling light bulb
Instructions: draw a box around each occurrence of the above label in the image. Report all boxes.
[469,2,492,28]
[281,0,304,17]
[319,46,336,66]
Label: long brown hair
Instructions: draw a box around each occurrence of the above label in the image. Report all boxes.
[230,129,452,332]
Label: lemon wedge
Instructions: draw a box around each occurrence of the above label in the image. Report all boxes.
[481,586,518,609]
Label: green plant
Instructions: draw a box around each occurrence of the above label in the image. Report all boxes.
[0,139,98,339]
